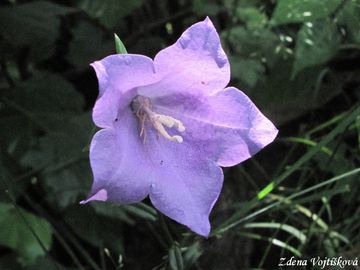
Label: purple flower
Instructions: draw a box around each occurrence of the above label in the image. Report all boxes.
[82,17,278,237]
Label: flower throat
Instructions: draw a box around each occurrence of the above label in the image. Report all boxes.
[131,96,185,143]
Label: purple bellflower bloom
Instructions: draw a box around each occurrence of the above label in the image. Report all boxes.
[81,17,278,237]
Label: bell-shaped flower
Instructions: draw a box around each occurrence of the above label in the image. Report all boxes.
[81,17,278,237]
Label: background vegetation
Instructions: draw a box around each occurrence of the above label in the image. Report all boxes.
[0,0,359,269]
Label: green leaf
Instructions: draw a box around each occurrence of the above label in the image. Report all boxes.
[0,203,53,264]
[78,0,144,29]
[237,231,302,257]
[243,222,307,244]
[114,33,128,54]
[271,0,342,25]
[0,1,74,61]
[293,186,350,205]
[67,21,113,67]
[293,19,341,77]
[285,137,333,155]
[257,182,274,200]
[168,248,178,270]
[168,243,184,270]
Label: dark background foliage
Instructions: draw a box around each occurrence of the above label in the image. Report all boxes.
[0,0,359,269]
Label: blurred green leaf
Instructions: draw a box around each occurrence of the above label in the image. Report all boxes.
[64,205,125,254]
[271,0,342,25]
[224,0,262,10]
[337,0,360,42]
[67,21,113,67]
[91,202,135,225]
[0,115,33,160]
[122,203,158,222]
[0,203,52,265]
[1,74,86,205]
[236,7,268,30]
[251,61,322,124]
[4,73,84,133]
[313,141,358,203]
[293,19,341,77]
[223,26,279,70]
[193,0,222,16]
[168,243,184,270]
[25,257,75,270]
[0,254,22,270]
[230,57,265,88]
[224,26,278,57]
[0,1,74,61]
[16,74,83,113]
[0,154,27,202]
[183,242,202,270]
[21,113,93,208]
[78,0,144,29]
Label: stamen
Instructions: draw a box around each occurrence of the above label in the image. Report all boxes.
[131,96,185,143]
[152,121,184,143]
[154,115,186,132]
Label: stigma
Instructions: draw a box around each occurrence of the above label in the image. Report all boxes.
[131,96,185,143]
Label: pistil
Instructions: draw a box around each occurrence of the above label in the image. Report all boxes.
[131,96,185,143]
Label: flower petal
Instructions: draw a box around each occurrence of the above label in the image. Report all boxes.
[140,17,229,99]
[83,108,154,204]
[91,54,158,128]
[152,87,278,167]
[144,130,223,237]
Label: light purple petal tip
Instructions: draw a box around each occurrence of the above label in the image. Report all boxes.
[144,128,224,237]
[80,189,108,204]
[141,17,230,100]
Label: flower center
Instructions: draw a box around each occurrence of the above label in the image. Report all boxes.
[131,96,185,143]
